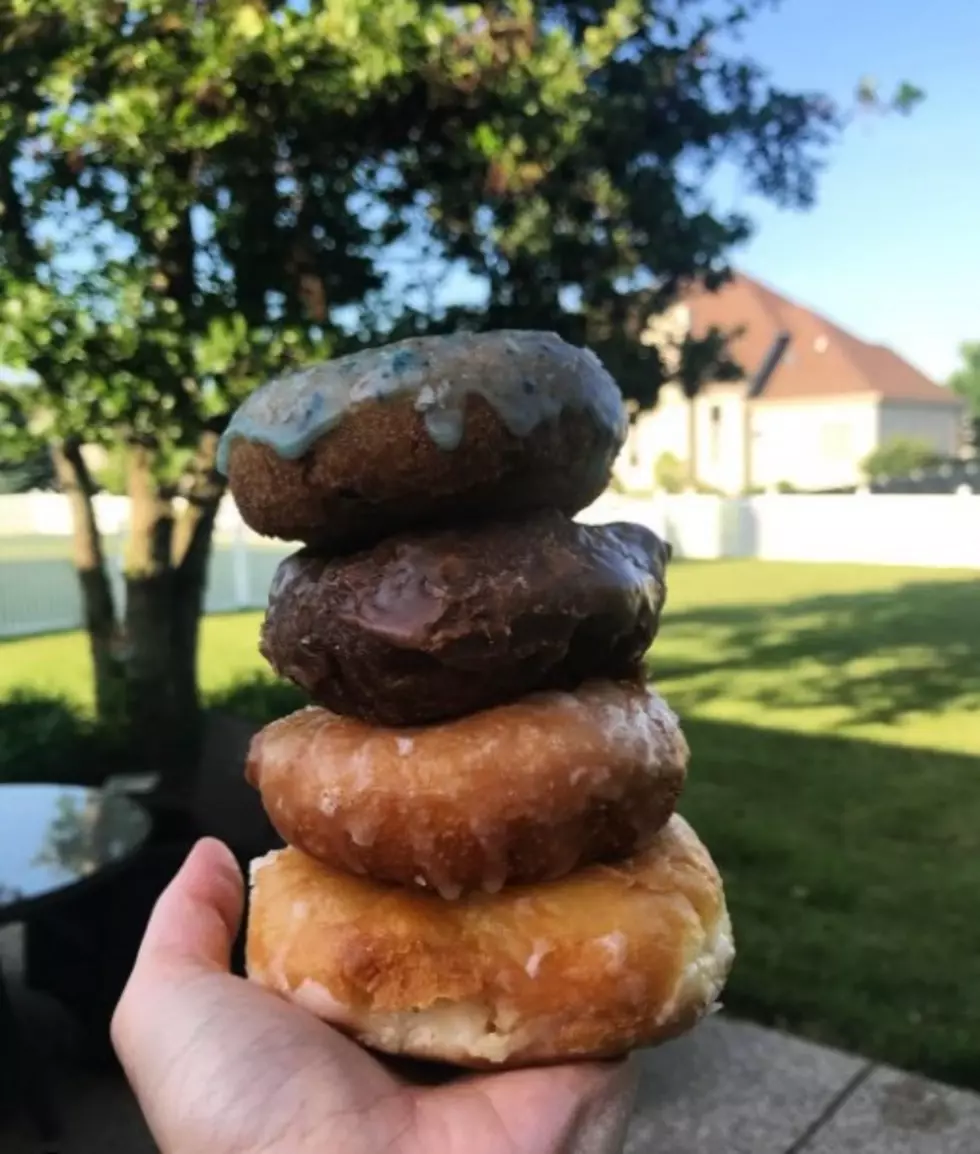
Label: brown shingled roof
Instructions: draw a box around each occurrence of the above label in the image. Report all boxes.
[682,273,962,406]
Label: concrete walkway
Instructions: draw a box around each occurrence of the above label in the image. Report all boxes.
[2,928,979,1153]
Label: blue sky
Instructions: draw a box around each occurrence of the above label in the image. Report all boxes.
[713,0,979,381]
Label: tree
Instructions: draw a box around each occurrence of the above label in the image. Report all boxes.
[861,436,939,482]
[0,0,920,796]
[949,341,980,449]
[0,446,55,493]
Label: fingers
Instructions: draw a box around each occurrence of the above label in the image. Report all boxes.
[111,837,244,1064]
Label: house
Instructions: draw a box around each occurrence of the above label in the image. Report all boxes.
[615,274,966,494]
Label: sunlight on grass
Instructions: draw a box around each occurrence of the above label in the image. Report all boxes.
[649,561,980,755]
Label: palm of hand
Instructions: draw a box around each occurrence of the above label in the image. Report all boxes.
[112,840,637,1154]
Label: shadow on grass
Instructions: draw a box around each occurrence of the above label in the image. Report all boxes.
[682,715,980,1091]
[650,578,980,726]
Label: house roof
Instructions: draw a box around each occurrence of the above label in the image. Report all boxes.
[681,273,963,407]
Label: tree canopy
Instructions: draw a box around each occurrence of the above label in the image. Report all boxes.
[861,436,940,483]
[949,340,980,448]
[0,0,922,786]
[1,0,920,449]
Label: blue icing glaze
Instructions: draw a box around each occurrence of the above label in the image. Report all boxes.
[216,330,626,475]
[421,406,465,451]
[390,347,423,374]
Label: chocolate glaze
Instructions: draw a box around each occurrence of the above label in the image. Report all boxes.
[260,511,671,726]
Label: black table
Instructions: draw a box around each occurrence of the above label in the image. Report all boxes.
[0,783,152,1153]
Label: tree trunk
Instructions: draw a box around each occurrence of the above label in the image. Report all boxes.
[52,442,126,728]
[57,434,223,800]
[122,570,200,794]
[119,435,223,803]
[173,427,224,733]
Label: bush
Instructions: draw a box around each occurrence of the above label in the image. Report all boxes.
[654,451,689,493]
[208,674,305,726]
[861,437,939,482]
[0,690,121,785]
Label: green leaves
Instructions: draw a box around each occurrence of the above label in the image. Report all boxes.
[861,437,941,483]
[0,0,920,466]
[949,342,980,416]
[231,3,265,42]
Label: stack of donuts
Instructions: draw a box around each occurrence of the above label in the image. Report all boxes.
[217,330,734,1069]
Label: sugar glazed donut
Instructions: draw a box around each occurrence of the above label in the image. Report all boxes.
[245,681,689,898]
[259,511,672,726]
[245,814,734,1069]
[216,330,628,550]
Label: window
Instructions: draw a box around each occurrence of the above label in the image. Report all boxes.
[709,404,722,463]
[820,421,852,460]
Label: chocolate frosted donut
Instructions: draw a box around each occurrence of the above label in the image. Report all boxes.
[217,330,627,550]
[260,511,670,726]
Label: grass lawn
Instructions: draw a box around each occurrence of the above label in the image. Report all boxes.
[0,533,123,561]
[2,558,979,1088]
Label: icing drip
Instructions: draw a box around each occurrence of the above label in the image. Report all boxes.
[216,331,625,474]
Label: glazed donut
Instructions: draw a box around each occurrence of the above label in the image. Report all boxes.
[245,814,734,1069]
[245,681,688,898]
[217,330,627,550]
[260,511,671,726]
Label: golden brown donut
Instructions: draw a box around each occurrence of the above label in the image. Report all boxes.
[245,680,689,898]
[217,331,627,550]
[245,814,735,1069]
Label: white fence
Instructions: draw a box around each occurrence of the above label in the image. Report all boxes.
[2,490,979,639]
[0,493,294,638]
[583,491,980,568]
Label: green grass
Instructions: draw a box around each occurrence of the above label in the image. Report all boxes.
[682,718,980,1090]
[2,558,980,1088]
[0,532,289,562]
[652,559,980,755]
[0,609,274,710]
[0,534,123,561]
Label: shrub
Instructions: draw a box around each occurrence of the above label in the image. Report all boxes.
[208,674,305,726]
[861,437,939,481]
[0,690,121,785]
[654,451,689,493]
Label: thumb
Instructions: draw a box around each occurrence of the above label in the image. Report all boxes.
[111,837,244,1072]
[129,836,244,977]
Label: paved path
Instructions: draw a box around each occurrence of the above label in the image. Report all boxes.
[2,929,979,1153]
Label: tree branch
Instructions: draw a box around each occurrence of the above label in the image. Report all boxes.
[0,138,41,273]
[125,440,174,576]
[174,428,225,578]
[52,438,117,626]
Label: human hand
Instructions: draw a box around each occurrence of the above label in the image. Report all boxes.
[111,838,639,1154]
